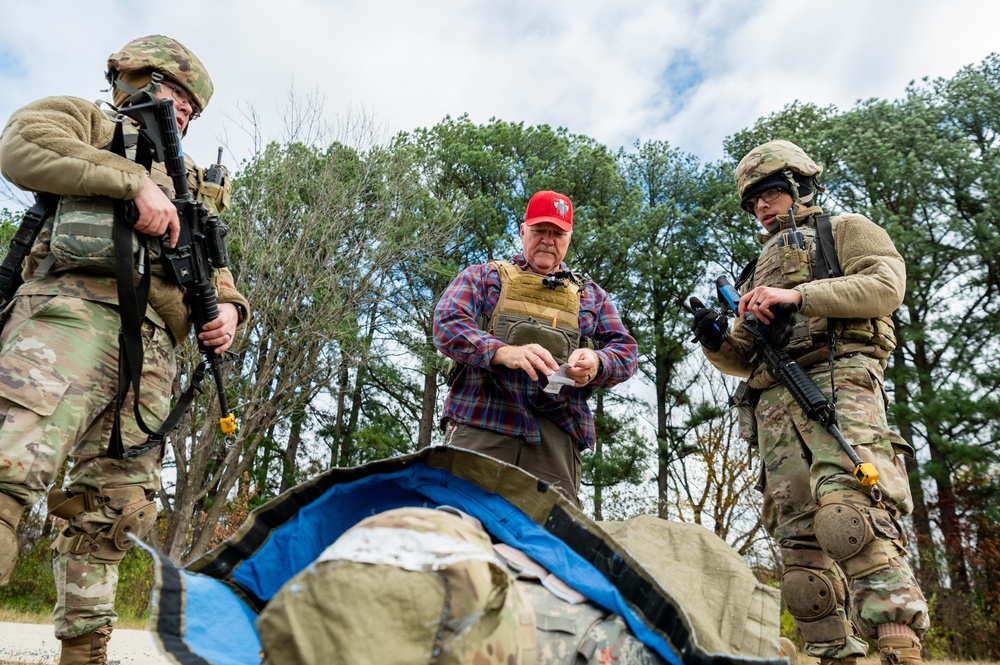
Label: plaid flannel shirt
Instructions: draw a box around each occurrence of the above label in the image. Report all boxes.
[433,254,637,448]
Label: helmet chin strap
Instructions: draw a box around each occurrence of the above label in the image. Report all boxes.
[106,70,164,108]
[109,70,189,137]
[781,168,816,210]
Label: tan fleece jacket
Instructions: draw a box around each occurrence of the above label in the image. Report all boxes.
[0,95,249,343]
[704,206,905,383]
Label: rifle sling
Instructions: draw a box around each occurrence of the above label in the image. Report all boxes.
[107,122,204,460]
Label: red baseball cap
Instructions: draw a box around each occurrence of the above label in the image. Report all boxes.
[524,190,573,231]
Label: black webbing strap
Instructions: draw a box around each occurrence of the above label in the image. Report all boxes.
[813,214,843,405]
[0,194,57,309]
[108,120,155,460]
[813,214,842,279]
[107,122,208,460]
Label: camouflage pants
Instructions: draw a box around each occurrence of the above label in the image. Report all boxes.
[756,354,928,658]
[516,579,666,665]
[0,295,174,639]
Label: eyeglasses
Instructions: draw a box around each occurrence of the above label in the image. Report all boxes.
[162,83,201,119]
[741,187,783,213]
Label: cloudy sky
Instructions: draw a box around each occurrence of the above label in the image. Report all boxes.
[1,0,998,196]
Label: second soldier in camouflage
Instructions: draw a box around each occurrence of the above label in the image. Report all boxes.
[692,140,928,665]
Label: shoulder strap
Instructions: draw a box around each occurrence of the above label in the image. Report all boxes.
[812,213,843,405]
[490,260,518,283]
[814,214,842,278]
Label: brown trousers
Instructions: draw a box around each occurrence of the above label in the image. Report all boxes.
[443,417,582,507]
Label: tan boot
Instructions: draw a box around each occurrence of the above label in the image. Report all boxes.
[0,493,24,586]
[819,659,857,665]
[59,626,112,665]
[879,636,922,665]
[778,637,798,664]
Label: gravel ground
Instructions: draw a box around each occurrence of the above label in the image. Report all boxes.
[0,622,170,664]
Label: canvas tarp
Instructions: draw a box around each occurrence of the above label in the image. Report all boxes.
[139,446,782,665]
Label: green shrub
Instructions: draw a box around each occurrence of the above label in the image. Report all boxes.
[0,535,152,624]
[0,535,56,614]
[116,547,154,621]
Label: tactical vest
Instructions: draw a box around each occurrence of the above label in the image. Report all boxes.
[486,260,594,365]
[743,216,896,370]
[37,126,229,278]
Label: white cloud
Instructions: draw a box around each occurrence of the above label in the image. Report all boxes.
[0,0,997,193]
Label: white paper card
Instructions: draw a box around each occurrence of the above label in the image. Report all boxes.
[543,363,576,394]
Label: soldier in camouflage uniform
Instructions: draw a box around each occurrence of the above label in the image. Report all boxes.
[257,506,666,665]
[691,140,927,665]
[0,35,249,664]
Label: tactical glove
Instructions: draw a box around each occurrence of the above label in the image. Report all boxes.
[759,303,798,350]
[689,297,728,351]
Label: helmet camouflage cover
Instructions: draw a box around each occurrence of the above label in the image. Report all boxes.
[107,35,213,112]
[735,139,822,198]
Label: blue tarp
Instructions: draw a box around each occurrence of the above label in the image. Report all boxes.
[141,448,782,665]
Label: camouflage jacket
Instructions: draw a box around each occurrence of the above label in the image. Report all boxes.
[704,205,905,390]
[0,95,249,343]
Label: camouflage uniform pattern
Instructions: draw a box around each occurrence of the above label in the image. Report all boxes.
[257,507,537,665]
[757,354,929,657]
[700,139,927,657]
[0,293,171,638]
[0,33,246,646]
[515,575,666,665]
[257,506,673,665]
[107,35,214,112]
[708,140,929,658]
[734,140,822,199]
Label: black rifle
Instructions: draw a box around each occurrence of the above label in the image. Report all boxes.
[0,193,58,312]
[114,91,236,456]
[712,275,881,500]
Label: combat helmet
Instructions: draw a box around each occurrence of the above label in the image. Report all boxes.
[106,35,213,115]
[735,140,823,213]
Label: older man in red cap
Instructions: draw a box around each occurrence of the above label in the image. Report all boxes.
[434,191,637,505]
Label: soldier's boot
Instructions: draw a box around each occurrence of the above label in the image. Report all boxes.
[819,658,857,665]
[59,626,112,665]
[0,493,24,585]
[877,623,921,665]
[778,637,798,664]
[878,637,922,665]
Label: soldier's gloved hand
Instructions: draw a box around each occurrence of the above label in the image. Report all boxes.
[760,302,797,349]
[689,297,728,351]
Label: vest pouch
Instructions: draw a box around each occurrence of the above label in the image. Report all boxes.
[730,380,760,446]
[870,316,897,351]
[835,318,875,343]
[494,313,579,365]
[778,245,810,285]
[784,313,815,356]
[49,195,135,272]
[197,173,231,214]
